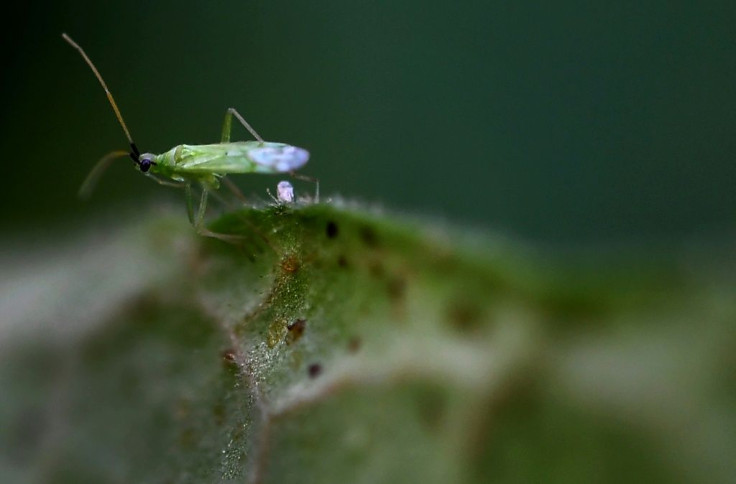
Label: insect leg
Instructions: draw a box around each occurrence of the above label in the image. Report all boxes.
[221,177,248,204]
[289,171,320,203]
[144,173,187,188]
[78,150,130,199]
[221,108,264,143]
[185,184,231,240]
[183,184,209,228]
[183,182,257,245]
[184,183,200,226]
[206,188,277,251]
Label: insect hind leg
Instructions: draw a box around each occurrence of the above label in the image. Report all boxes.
[221,107,264,143]
[289,171,320,203]
[221,177,248,204]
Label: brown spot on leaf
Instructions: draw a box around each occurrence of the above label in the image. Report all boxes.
[348,337,362,353]
[446,299,483,332]
[368,258,384,278]
[387,275,407,302]
[360,226,379,247]
[286,318,307,344]
[280,254,300,273]
[221,348,238,368]
[415,385,447,432]
[212,402,226,426]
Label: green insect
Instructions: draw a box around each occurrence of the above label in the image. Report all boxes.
[62,33,316,236]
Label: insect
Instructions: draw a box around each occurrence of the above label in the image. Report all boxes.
[268,180,295,204]
[62,33,316,236]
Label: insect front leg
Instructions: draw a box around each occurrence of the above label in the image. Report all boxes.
[78,150,131,199]
[184,183,209,228]
[184,183,255,245]
[144,173,187,189]
[220,107,264,143]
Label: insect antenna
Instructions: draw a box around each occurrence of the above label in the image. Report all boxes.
[62,33,140,163]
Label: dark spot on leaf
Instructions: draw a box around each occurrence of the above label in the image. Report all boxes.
[447,299,483,332]
[337,255,348,268]
[222,348,237,364]
[212,402,226,426]
[348,337,362,353]
[368,258,384,278]
[280,254,300,273]
[179,428,196,448]
[387,275,407,301]
[326,221,339,239]
[308,363,322,378]
[414,385,447,431]
[221,348,241,374]
[360,226,379,247]
[286,318,307,344]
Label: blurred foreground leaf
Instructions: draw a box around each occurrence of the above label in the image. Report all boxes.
[1,203,734,484]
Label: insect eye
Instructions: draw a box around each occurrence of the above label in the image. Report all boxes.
[139,158,152,172]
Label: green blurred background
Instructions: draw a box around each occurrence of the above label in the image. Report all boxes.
[1,1,735,245]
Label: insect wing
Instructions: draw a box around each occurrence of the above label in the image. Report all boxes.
[247,143,310,173]
[176,142,309,174]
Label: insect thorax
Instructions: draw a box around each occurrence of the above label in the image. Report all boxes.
[152,146,221,188]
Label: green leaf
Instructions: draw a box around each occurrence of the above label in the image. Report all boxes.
[1,204,734,484]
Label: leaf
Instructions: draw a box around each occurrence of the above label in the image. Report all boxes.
[1,203,734,484]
